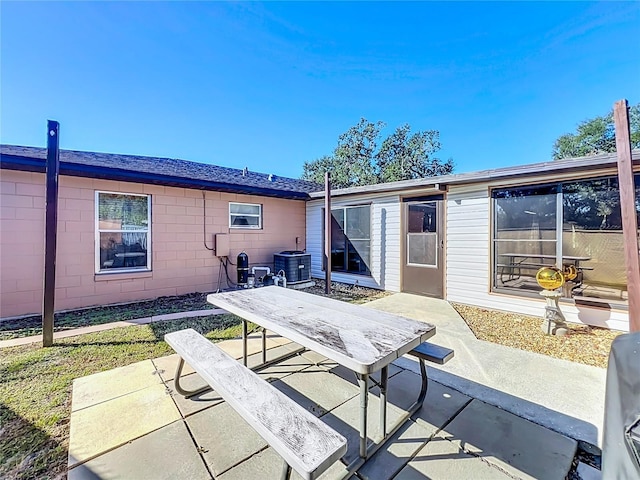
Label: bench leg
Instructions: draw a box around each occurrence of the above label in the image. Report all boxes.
[280,462,292,480]
[262,327,267,365]
[242,320,248,366]
[173,358,211,398]
[415,358,428,407]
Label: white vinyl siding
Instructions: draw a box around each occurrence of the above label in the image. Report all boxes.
[307,177,630,331]
[306,195,401,292]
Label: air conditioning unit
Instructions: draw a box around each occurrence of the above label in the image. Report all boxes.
[274,251,311,284]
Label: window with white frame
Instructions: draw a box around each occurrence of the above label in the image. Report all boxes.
[229,202,262,229]
[96,192,151,272]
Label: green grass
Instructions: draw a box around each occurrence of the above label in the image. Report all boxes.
[0,292,214,340]
[0,314,242,480]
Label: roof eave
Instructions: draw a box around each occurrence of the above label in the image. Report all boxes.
[308,150,640,198]
[0,154,310,200]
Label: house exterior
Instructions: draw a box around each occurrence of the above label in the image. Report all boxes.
[3,143,638,332]
[0,145,317,318]
[306,150,640,332]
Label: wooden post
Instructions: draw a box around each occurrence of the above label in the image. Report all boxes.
[324,172,331,294]
[614,100,640,332]
[42,121,60,347]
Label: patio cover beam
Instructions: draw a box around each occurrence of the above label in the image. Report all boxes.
[614,99,640,332]
[42,121,60,347]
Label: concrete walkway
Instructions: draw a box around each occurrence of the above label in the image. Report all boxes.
[64,291,611,479]
[0,308,226,348]
[364,294,606,449]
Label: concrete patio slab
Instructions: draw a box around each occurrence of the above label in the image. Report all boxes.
[215,330,293,360]
[71,359,161,412]
[152,353,197,382]
[320,390,409,465]
[165,372,224,417]
[246,341,306,371]
[255,351,318,382]
[355,375,473,480]
[68,420,210,480]
[68,383,181,467]
[395,435,513,480]
[385,370,472,433]
[325,361,404,388]
[216,446,351,480]
[357,420,433,480]
[273,368,360,416]
[441,399,577,480]
[186,401,268,476]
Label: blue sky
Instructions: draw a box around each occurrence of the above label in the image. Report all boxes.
[2,1,639,179]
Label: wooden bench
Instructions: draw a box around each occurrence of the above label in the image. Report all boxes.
[165,328,347,480]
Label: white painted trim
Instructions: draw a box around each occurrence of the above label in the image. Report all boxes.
[95,190,152,274]
[229,201,262,229]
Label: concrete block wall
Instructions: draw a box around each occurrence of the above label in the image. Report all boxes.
[0,170,306,318]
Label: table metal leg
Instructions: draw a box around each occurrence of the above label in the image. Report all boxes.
[280,462,292,480]
[242,320,248,366]
[262,327,267,365]
[356,373,369,459]
[379,366,388,438]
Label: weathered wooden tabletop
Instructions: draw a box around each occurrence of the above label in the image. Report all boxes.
[208,286,436,374]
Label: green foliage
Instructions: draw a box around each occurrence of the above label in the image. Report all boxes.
[301,118,454,188]
[552,103,640,160]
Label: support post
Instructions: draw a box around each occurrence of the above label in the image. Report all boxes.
[614,100,640,332]
[42,121,60,347]
[324,172,331,294]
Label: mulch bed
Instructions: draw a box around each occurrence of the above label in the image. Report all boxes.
[451,303,621,369]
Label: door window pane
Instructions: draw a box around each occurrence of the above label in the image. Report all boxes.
[408,203,437,233]
[407,233,437,266]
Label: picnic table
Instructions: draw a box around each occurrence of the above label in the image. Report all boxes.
[498,253,592,291]
[207,286,437,474]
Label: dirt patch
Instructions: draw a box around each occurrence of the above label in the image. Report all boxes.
[300,279,391,304]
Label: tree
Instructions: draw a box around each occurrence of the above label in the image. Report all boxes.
[301,118,454,188]
[552,103,640,160]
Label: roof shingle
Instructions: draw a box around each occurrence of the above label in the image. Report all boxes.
[0,145,321,199]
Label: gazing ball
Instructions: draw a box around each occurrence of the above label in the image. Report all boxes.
[536,267,564,290]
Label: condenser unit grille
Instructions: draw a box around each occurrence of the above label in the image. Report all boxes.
[274,251,311,284]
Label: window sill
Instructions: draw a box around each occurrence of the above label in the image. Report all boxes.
[490,288,629,312]
[95,270,153,282]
